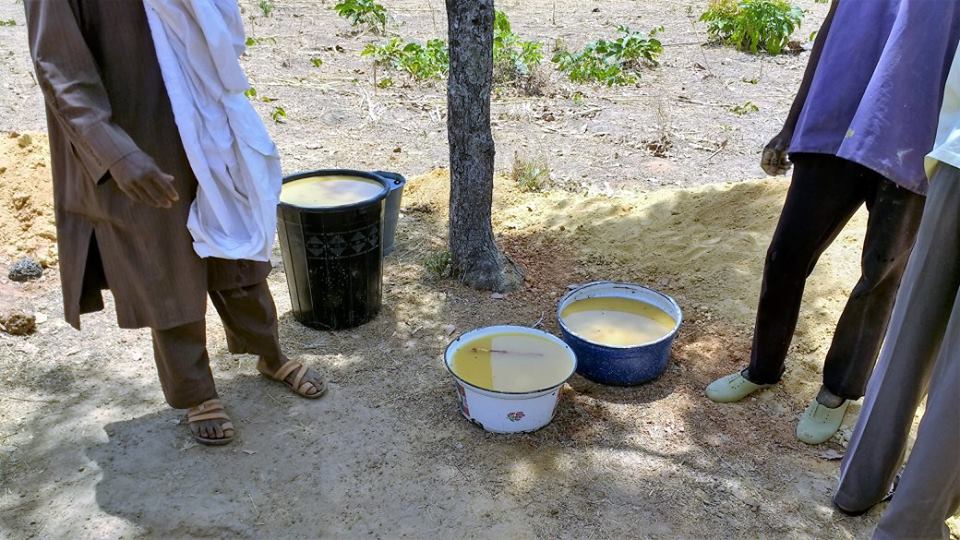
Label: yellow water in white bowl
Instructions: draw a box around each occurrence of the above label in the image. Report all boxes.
[280,175,384,208]
[450,332,572,393]
[561,296,675,347]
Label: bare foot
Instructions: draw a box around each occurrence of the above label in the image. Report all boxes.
[258,358,326,398]
[190,418,230,441]
[186,399,235,445]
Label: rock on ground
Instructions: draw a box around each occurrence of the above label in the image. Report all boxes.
[8,257,43,282]
[0,310,36,336]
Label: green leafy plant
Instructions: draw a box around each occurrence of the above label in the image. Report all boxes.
[552,26,664,86]
[511,154,550,193]
[335,0,388,35]
[493,11,544,84]
[729,100,760,116]
[424,250,452,279]
[362,37,449,81]
[359,11,543,89]
[258,0,275,17]
[700,0,804,55]
[0,19,15,27]
[245,36,277,47]
[244,87,287,117]
[310,57,324,68]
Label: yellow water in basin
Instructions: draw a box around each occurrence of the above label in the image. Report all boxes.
[450,332,572,393]
[561,296,675,347]
[280,175,384,208]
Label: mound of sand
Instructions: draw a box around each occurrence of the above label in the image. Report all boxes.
[404,168,868,414]
[0,132,57,266]
[405,168,865,331]
[401,169,960,535]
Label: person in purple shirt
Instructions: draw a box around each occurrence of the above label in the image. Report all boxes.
[706,0,960,445]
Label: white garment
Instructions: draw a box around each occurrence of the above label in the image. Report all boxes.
[927,39,960,177]
[143,0,281,262]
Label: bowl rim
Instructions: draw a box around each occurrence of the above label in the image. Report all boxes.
[279,169,389,211]
[443,325,578,396]
[556,281,684,350]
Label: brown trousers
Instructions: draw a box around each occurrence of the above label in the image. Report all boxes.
[151,281,284,409]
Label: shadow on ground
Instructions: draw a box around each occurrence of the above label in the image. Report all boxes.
[0,178,887,539]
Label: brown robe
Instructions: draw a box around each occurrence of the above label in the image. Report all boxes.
[24,0,270,330]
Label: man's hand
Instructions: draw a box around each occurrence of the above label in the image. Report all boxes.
[760,131,793,177]
[108,150,179,208]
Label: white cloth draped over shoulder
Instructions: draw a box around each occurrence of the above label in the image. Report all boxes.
[143,0,280,262]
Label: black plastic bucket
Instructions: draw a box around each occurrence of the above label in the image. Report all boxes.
[373,171,406,256]
[277,169,389,330]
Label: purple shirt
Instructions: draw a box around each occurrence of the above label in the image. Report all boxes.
[789,0,960,195]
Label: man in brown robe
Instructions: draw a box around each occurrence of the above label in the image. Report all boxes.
[24,0,325,445]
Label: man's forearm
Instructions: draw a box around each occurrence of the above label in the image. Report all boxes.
[24,0,140,183]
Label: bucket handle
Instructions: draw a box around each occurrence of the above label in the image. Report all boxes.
[372,170,405,187]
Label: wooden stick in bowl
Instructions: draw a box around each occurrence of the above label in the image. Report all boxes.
[471,347,544,357]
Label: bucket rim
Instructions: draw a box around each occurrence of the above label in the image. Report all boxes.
[279,169,389,211]
[444,325,578,396]
[372,170,407,189]
[556,281,684,350]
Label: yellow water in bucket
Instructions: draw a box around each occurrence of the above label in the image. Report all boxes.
[280,175,384,208]
[450,332,572,392]
[561,296,676,347]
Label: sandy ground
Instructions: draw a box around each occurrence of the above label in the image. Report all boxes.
[0,0,830,192]
[1,0,957,539]
[0,133,56,266]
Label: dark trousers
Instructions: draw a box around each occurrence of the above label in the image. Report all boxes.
[746,154,925,399]
[151,281,285,409]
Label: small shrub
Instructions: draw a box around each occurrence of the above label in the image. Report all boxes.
[361,12,544,90]
[335,0,388,35]
[644,102,673,157]
[258,0,275,17]
[362,37,449,81]
[245,36,278,47]
[424,250,452,279]
[700,0,804,55]
[493,11,544,85]
[271,106,287,123]
[552,26,664,86]
[729,100,759,116]
[512,154,550,193]
[310,57,324,68]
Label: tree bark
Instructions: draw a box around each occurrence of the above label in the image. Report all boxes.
[445,0,524,292]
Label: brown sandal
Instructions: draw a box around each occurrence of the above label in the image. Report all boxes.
[186,399,235,446]
[261,359,326,399]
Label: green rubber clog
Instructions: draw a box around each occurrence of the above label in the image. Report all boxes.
[706,371,771,403]
[797,399,850,445]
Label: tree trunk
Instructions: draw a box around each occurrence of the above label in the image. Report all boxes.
[445,0,524,292]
